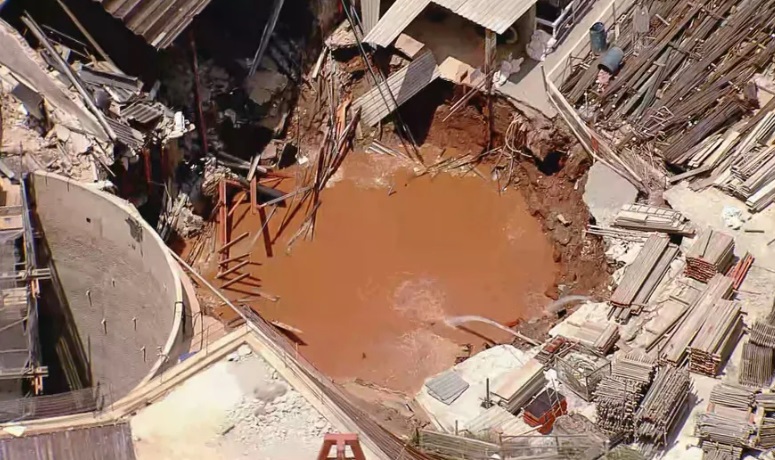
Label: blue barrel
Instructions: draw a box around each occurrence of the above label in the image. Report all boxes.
[598,46,624,74]
[589,22,607,54]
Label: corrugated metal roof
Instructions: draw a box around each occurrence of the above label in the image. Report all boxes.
[105,118,145,149]
[96,0,214,48]
[364,0,537,47]
[0,423,136,460]
[353,51,440,126]
[363,0,430,47]
[435,0,537,34]
[425,370,469,405]
[121,102,166,124]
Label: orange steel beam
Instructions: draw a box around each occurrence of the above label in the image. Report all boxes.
[220,272,249,289]
[218,232,249,253]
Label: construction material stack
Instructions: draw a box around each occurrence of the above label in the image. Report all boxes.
[491,359,547,413]
[698,383,754,455]
[689,300,743,376]
[661,274,734,366]
[635,366,692,448]
[593,351,656,438]
[610,234,678,323]
[684,228,735,282]
[739,340,774,387]
[613,204,694,235]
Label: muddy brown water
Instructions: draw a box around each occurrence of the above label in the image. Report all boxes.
[206,153,558,394]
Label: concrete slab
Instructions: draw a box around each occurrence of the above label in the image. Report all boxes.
[583,162,639,226]
[131,349,336,460]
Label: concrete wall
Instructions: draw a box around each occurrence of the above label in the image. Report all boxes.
[30,172,186,402]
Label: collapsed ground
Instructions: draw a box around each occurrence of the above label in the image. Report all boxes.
[183,52,611,433]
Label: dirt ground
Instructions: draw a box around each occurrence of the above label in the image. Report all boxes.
[184,63,609,436]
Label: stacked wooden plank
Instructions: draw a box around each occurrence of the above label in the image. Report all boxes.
[613,204,694,236]
[610,234,678,322]
[635,366,692,447]
[593,351,656,437]
[701,443,743,460]
[661,274,735,366]
[756,417,775,449]
[491,359,547,413]
[709,384,754,411]
[689,300,743,376]
[559,321,619,355]
[755,393,775,412]
[684,229,735,282]
[697,412,754,447]
[727,252,754,290]
[739,341,775,388]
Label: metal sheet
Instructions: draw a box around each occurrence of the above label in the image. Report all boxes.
[121,102,166,124]
[435,0,537,34]
[96,0,214,48]
[0,423,136,460]
[365,0,537,47]
[353,51,440,126]
[363,0,430,47]
[361,0,381,35]
[425,370,469,405]
[105,118,145,149]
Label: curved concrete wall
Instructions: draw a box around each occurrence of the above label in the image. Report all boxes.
[31,172,186,402]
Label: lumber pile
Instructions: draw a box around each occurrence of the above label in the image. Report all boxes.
[739,341,775,388]
[689,300,743,376]
[635,366,691,447]
[727,252,754,290]
[757,416,775,449]
[684,229,735,282]
[560,321,619,355]
[593,351,656,437]
[709,384,754,411]
[756,393,775,412]
[700,443,743,460]
[610,234,678,322]
[697,412,754,447]
[660,274,735,366]
[560,0,775,213]
[613,204,693,236]
[491,359,547,413]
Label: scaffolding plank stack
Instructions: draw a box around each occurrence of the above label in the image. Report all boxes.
[684,229,735,282]
[701,443,743,460]
[635,366,692,447]
[709,384,754,411]
[739,341,774,388]
[610,234,677,322]
[661,274,735,366]
[689,300,743,376]
[697,412,754,447]
[593,351,656,438]
[613,204,694,236]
